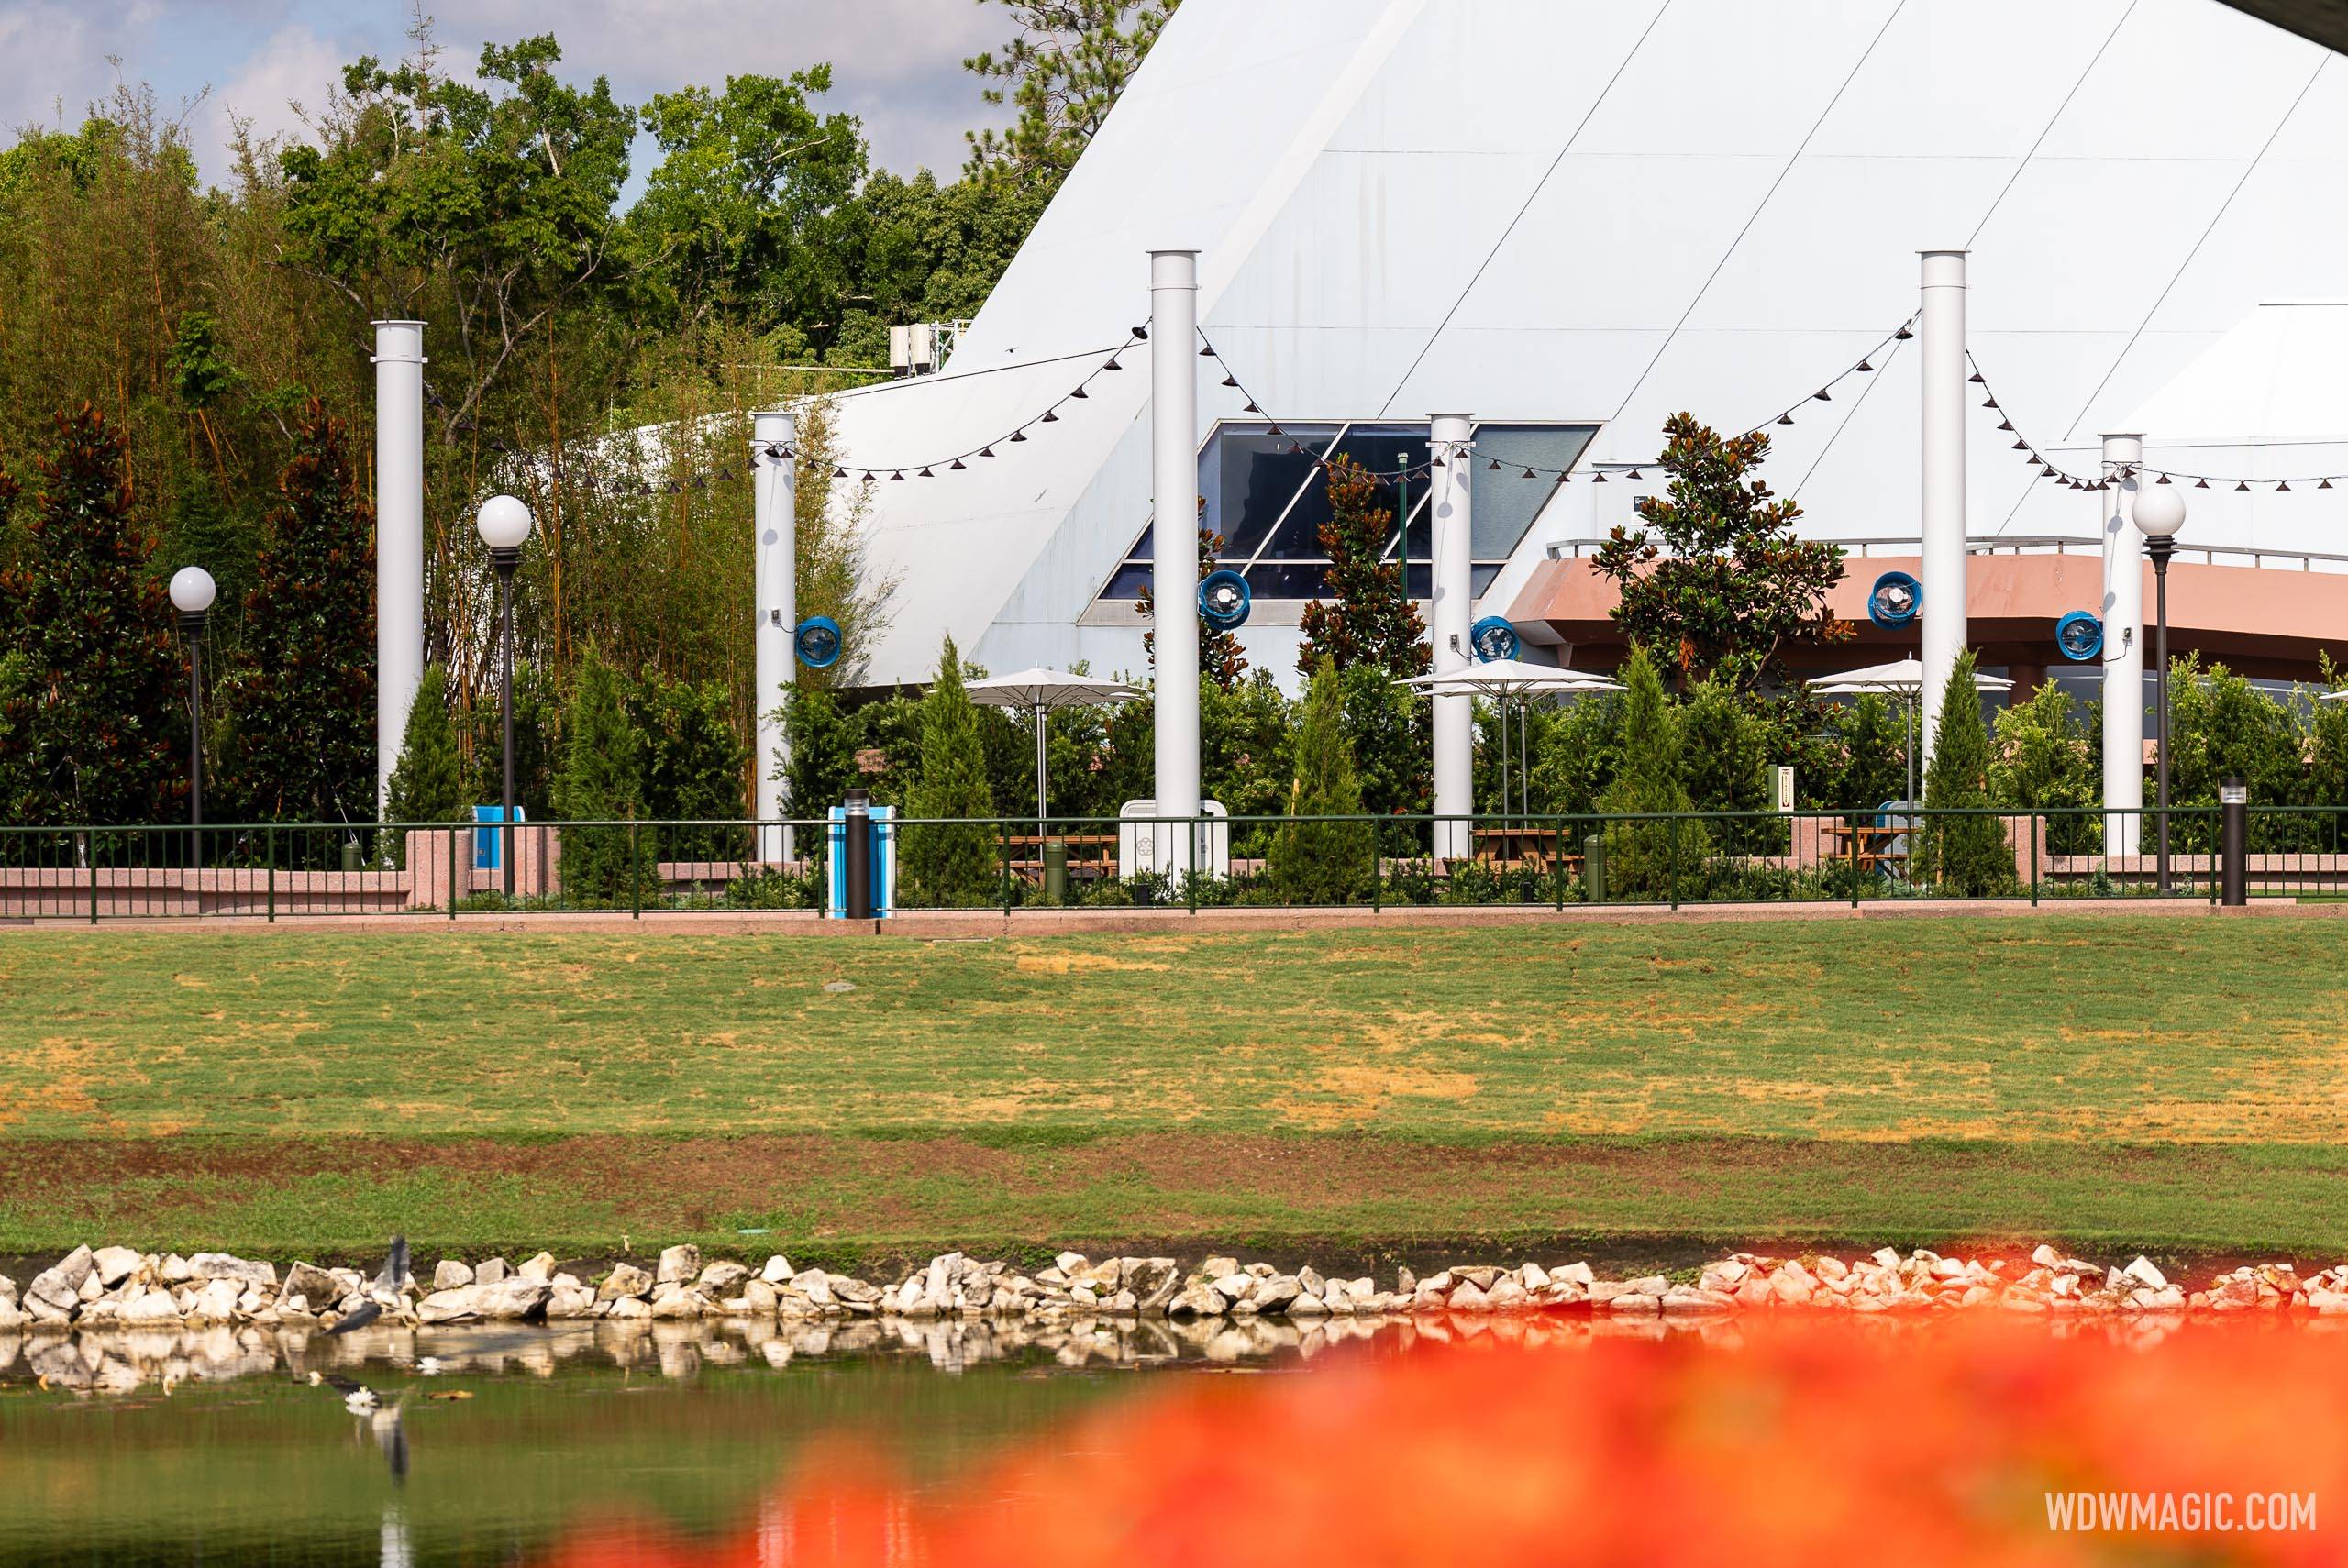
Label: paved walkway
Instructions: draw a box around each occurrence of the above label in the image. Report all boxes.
[0,897,2327,936]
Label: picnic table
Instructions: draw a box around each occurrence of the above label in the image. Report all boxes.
[1825,821,1911,875]
[1471,825,1583,876]
[1002,833,1119,883]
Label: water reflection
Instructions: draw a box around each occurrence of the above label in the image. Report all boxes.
[8,1313,2343,1567]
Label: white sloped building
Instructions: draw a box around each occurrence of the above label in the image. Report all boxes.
[817,0,2348,691]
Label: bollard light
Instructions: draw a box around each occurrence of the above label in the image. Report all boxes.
[168,566,216,856]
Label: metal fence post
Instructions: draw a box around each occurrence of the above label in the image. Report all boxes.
[1555,821,1567,911]
[631,821,643,919]
[1000,821,1013,913]
[266,825,276,922]
[88,832,98,925]
[1668,815,1680,911]
[1849,815,1861,911]
[1369,818,1380,912]
[1190,815,1202,912]
[449,825,460,919]
[2030,813,2039,908]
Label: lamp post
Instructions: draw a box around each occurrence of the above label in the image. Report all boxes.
[2132,482,2186,892]
[476,495,534,901]
[168,567,216,868]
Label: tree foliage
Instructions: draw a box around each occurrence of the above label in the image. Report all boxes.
[634,671,750,861]
[1919,652,2012,895]
[552,644,651,905]
[902,637,999,906]
[385,663,466,830]
[1298,456,1430,680]
[963,0,1180,192]
[0,406,184,826]
[1593,414,1849,689]
[222,400,376,824]
[1268,659,1372,903]
[1598,645,1707,900]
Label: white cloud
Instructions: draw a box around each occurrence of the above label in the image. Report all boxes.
[204,21,345,173]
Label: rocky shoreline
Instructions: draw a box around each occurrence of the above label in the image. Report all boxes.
[4,1241,2341,1338]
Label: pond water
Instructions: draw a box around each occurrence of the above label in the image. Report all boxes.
[6,1313,2343,1565]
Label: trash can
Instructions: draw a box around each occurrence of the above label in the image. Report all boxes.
[1042,838,1069,903]
[340,838,363,874]
[1582,833,1606,903]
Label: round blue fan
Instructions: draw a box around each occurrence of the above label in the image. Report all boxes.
[2056,610,2103,661]
[1199,569,1251,631]
[1866,570,1922,630]
[794,615,843,669]
[1470,615,1520,662]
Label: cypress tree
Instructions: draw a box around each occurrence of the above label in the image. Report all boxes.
[551,645,651,905]
[634,672,749,861]
[223,400,376,826]
[782,686,858,845]
[1679,674,1770,853]
[0,405,183,827]
[902,636,998,906]
[1598,644,1709,900]
[1919,651,2012,894]
[1268,658,1374,903]
[384,663,466,864]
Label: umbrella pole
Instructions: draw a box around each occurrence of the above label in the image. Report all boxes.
[1035,703,1047,843]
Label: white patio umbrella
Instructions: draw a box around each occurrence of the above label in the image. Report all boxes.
[1807,657,2015,805]
[1399,660,1625,818]
[966,668,1141,837]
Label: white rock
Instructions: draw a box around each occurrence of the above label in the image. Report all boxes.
[474,1257,510,1286]
[417,1288,482,1324]
[2031,1244,2062,1268]
[189,1253,275,1288]
[435,1260,475,1291]
[698,1261,751,1296]
[2123,1256,2167,1291]
[759,1255,794,1284]
[656,1245,701,1285]
[597,1263,653,1301]
[90,1247,141,1287]
[517,1252,558,1282]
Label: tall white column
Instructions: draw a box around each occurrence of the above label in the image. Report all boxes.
[372,320,426,817]
[1429,414,1475,859]
[1917,250,1968,775]
[1149,249,1202,866]
[752,410,798,862]
[2099,433,2144,857]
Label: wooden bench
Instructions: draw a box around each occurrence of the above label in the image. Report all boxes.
[1472,827,1583,877]
[1823,823,1911,875]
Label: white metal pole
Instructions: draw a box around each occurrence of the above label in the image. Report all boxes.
[1149,249,1202,870]
[371,321,426,818]
[1917,250,1967,778]
[2099,433,2145,858]
[1429,413,1475,859]
[752,410,798,862]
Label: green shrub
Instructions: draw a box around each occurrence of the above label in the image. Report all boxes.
[1268,659,1374,903]
[901,636,998,907]
[1598,646,1709,900]
[552,645,653,907]
[1918,652,2014,896]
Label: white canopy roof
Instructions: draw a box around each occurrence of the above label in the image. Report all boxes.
[1398,659,1625,698]
[965,668,1142,712]
[2121,302,2348,445]
[1808,657,2014,696]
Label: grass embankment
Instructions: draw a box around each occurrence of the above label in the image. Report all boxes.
[3,919,2342,1260]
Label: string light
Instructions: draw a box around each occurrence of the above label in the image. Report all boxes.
[1971,348,2348,492]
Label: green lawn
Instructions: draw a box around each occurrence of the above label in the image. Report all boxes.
[4,918,2344,1260]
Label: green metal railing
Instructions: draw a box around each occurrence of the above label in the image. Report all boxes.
[0,802,2309,921]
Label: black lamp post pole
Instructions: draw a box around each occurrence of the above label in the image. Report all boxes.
[182,608,205,867]
[2149,533,2175,893]
[493,545,520,901]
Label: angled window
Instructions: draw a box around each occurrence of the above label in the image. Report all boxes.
[1095,421,1597,602]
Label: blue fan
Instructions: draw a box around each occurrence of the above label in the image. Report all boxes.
[1470,615,1520,662]
[1866,570,1922,630]
[2056,610,2103,661]
[1199,569,1251,631]
[794,615,843,669]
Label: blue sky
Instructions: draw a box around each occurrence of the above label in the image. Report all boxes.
[0,0,1012,193]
